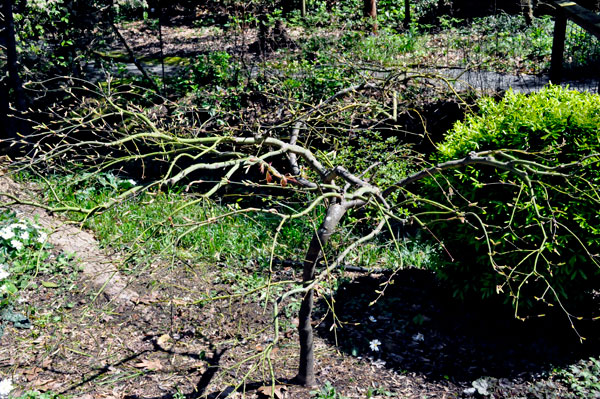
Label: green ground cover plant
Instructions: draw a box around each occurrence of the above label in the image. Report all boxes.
[0,210,49,310]
[310,380,348,399]
[558,357,600,398]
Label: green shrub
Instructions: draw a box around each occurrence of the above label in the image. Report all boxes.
[418,86,600,316]
[170,51,245,112]
[188,51,240,88]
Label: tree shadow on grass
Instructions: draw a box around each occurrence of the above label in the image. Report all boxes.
[315,268,600,384]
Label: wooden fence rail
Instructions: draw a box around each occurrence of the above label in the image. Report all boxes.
[549,0,600,87]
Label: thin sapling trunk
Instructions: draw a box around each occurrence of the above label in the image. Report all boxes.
[296,202,348,387]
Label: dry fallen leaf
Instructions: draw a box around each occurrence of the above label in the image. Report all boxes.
[190,361,206,373]
[156,334,172,348]
[136,292,160,305]
[33,378,63,392]
[257,384,286,399]
[133,358,163,371]
[23,367,42,381]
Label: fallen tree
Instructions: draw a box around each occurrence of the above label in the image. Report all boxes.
[4,81,600,390]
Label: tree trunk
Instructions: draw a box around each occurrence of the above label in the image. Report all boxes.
[522,0,535,25]
[363,0,377,33]
[296,202,347,387]
[108,0,159,92]
[281,0,294,16]
[1,0,28,147]
[0,80,12,151]
[404,0,411,27]
[158,0,165,93]
[257,10,269,56]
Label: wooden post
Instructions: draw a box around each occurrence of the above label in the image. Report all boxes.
[548,0,600,87]
[550,12,567,83]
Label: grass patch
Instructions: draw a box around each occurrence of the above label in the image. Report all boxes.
[19,171,439,280]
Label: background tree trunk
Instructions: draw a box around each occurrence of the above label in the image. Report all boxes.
[522,0,535,24]
[0,80,12,151]
[1,0,28,148]
[363,0,377,33]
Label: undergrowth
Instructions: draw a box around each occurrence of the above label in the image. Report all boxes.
[23,172,437,279]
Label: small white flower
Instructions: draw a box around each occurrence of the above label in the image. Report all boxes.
[368,316,377,323]
[0,378,13,396]
[0,228,15,240]
[0,264,9,280]
[20,231,29,240]
[37,232,48,243]
[412,332,425,342]
[10,239,23,251]
[369,339,381,352]
[9,223,27,230]
[126,179,137,186]
[0,285,6,294]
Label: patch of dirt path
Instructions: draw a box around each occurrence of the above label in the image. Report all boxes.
[0,174,138,305]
